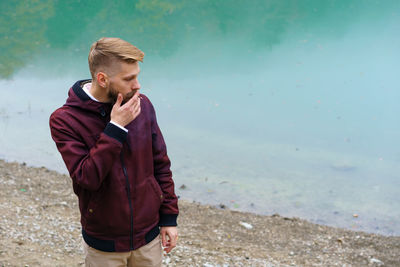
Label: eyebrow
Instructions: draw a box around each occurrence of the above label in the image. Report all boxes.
[123,70,140,80]
[123,74,137,80]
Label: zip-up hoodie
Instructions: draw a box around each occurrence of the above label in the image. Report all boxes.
[49,80,178,252]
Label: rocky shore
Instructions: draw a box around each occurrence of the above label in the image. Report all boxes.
[0,159,399,266]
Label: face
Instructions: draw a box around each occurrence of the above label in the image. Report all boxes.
[106,61,141,104]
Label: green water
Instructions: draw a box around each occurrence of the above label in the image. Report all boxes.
[1,0,399,235]
[2,0,398,78]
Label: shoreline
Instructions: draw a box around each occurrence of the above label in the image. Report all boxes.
[0,159,399,266]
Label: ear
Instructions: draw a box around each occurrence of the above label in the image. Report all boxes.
[96,71,108,88]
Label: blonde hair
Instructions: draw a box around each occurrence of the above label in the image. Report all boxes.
[88,37,144,78]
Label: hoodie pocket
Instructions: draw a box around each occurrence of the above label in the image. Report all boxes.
[148,176,164,204]
[85,192,101,219]
[133,176,163,228]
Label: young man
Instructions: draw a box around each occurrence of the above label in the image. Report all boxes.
[50,37,179,267]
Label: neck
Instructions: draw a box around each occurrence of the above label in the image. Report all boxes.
[90,82,111,103]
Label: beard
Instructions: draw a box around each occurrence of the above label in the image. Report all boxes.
[107,86,137,105]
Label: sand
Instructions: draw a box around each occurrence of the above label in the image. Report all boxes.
[0,159,399,266]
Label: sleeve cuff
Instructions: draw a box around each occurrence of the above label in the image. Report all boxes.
[104,122,127,143]
[110,121,128,132]
[159,214,178,226]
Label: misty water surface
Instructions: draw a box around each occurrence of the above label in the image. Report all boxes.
[0,0,399,235]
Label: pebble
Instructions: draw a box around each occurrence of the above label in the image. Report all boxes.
[370,258,384,265]
[179,184,187,190]
[239,221,253,229]
[163,257,171,265]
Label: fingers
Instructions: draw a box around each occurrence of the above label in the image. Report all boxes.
[164,241,173,253]
[167,233,178,253]
[122,91,140,107]
[115,93,123,108]
[161,230,167,247]
[110,92,141,127]
[129,97,141,116]
[161,227,178,253]
[118,92,141,115]
[164,246,172,253]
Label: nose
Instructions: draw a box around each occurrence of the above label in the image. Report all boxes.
[132,79,141,90]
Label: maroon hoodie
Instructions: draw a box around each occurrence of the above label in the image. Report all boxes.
[49,80,178,252]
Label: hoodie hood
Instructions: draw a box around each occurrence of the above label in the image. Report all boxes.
[65,79,113,116]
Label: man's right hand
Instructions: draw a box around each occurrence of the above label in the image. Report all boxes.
[110,92,141,127]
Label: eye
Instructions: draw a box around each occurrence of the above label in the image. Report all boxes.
[124,76,136,81]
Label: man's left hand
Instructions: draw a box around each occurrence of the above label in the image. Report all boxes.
[160,226,178,253]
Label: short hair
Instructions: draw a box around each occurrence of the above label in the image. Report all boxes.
[88,37,144,78]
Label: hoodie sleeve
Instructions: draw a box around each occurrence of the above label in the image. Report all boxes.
[146,98,179,226]
[49,109,127,191]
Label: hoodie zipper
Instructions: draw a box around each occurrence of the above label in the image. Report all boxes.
[120,152,134,250]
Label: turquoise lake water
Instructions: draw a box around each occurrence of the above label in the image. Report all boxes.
[0,1,399,235]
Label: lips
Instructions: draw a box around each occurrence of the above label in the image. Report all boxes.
[126,90,138,99]
[120,90,139,105]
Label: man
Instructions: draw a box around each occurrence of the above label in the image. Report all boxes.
[49,37,179,267]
